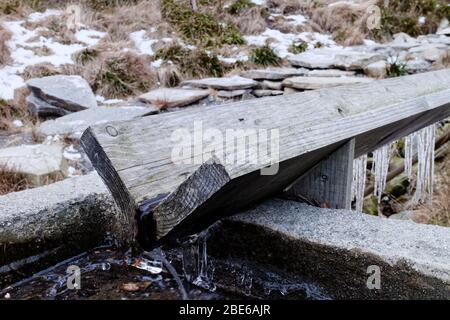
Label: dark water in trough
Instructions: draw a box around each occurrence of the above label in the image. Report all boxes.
[0,232,331,300]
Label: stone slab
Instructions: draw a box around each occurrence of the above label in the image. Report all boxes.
[181,76,258,90]
[241,68,308,80]
[208,199,450,299]
[0,173,117,285]
[139,88,209,109]
[282,76,373,90]
[38,106,156,139]
[0,144,67,185]
[26,75,97,112]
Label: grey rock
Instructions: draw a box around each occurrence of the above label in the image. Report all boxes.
[282,76,373,90]
[405,58,432,74]
[289,49,384,70]
[241,67,308,80]
[253,89,284,97]
[364,60,388,79]
[139,88,209,108]
[389,211,418,221]
[208,199,450,299]
[261,80,283,90]
[217,89,248,98]
[38,106,156,139]
[390,32,421,50]
[0,144,68,186]
[26,75,97,112]
[437,27,450,36]
[0,173,117,271]
[182,76,258,90]
[26,94,70,117]
[308,69,356,77]
[283,87,300,95]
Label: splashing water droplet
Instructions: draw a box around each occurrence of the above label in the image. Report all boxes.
[101,262,111,271]
[352,154,368,212]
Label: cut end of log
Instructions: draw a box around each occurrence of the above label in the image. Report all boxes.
[137,157,231,249]
[80,127,138,245]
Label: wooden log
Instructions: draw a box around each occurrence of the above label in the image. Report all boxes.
[285,139,355,209]
[80,69,450,248]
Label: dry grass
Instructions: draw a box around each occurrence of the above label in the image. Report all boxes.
[308,1,376,46]
[157,64,183,87]
[0,24,12,67]
[0,87,36,133]
[433,49,450,70]
[21,62,60,80]
[86,0,164,42]
[27,13,77,45]
[415,155,450,227]
[0,164,30,195]
[63,49,157,99]
[228,6,267,35]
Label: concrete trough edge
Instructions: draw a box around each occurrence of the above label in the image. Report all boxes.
[0,173,118,286]
[207,199,450,299]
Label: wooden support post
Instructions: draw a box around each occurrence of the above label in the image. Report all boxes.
[286,139,355,209]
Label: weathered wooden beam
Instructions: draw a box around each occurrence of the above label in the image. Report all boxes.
[285,139,355,209]
[80,69,450,248]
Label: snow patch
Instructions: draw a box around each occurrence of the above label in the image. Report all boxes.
[130,30,158,56]
[75,29,106,46]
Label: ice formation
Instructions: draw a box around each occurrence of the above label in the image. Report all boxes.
[372,143,392,203]
[352,154,368,212]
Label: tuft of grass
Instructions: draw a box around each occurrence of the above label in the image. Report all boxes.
[21,62,60,80]
[434,49,450,70]
[91,51,157,99]
[0,26,12,67]
[374,0,450,40]
[84,0,141,11]
[0,164,30,196]
[249,44,281,67]
[161,0,245,47]
[387,60,408,78]
[155,44,224,79]
[74,48,100,65]
[227,0,254,15]
[307,1,369,46]
[89,1,164,42]
[0,89,35,133]
[0,0,23,15]
[289,40,308,54]
[32,14,77,45]
[230,6,268,35]
[157,64,183,88]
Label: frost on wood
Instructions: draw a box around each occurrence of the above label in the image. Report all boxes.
[352,154,368,213]
[372,143,392,204]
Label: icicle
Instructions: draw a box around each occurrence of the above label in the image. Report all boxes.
[181,232,215,291]
[404,133,415,180]
[414,124,436,205]
[372,143,392,204]
[352,154,368,212]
